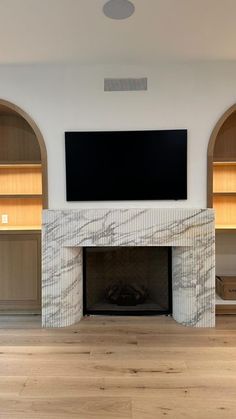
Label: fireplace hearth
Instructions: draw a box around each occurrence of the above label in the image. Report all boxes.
[83,247,172,315]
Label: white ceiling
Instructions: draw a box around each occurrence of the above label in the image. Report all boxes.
[0,0,236,64]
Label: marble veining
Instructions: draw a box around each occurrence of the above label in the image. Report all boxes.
[42,208,215,328]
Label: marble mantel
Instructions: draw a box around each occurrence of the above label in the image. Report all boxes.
[42,208,215,328]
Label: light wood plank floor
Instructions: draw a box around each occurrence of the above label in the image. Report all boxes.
[0,315,235,418]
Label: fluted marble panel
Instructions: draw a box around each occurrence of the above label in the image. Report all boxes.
[42,208,215,328]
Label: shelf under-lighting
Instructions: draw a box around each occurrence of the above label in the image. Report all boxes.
[213,160,236,165]
[216,224,236,230]
[0,226,41,231]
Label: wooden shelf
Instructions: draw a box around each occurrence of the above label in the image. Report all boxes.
[0,194,42,199]
[215,293,236,305]
[0,164,42,169]
[215,293,236,314]
[213,191,236,195]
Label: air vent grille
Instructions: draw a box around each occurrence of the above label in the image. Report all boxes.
[104,77,147,92]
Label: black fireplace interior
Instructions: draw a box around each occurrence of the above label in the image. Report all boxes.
[83,247,172,315]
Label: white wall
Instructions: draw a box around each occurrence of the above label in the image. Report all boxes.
[0,61,236,209]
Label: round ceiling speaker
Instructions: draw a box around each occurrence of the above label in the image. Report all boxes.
[103,0,135,20]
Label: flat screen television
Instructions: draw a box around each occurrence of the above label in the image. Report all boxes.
[65,130,187,201]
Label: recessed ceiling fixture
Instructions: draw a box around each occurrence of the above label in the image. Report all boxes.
[103,0,135,20]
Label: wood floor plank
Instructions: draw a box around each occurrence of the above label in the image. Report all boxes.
[0,333,138,346]
[132,397,236,419]
[0,397,132,419]
[0,357,187,377]
[20,375,236,399]
[90,346,236,361]
[0,377,27,397]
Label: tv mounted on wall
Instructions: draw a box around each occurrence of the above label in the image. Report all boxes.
[65,130,187,201]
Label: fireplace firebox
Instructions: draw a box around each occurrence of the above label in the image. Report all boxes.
[83,247,172,316]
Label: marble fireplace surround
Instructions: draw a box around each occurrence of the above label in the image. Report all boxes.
[42,208,215,328]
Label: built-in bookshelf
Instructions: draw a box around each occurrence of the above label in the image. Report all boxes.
[0,163,42,230]
[0,111,43,231]
[213,161,236,230]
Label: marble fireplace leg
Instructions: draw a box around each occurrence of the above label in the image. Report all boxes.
[195,237,215,327]
[172,246,215,327]
[172,246,197,326]
[42,246,83,327]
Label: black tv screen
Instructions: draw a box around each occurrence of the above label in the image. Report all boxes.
[65,130,187,201]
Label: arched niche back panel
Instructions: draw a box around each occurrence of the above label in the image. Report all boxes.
[0,99,48,208]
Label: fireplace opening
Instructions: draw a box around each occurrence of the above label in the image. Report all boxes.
[83,247,172,316]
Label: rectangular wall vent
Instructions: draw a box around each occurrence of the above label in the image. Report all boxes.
[104,77,147,92]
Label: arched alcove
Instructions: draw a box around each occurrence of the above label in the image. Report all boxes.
[0,99,48,312]
[0,99,48,208]
[208,104,236,314]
